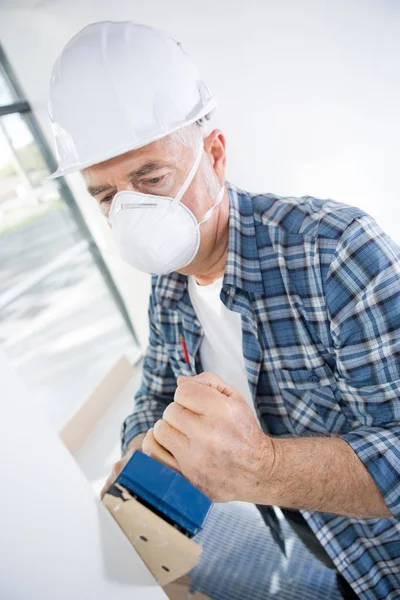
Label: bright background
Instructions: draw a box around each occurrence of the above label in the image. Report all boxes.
[1,0,399,346]
[0,6,398,596]
[2,0,400,216]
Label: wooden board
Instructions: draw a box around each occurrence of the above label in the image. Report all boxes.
[103,484,203,586]
[163,575,211,599]
[60,355,137,454]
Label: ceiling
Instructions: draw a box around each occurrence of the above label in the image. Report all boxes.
[0,0,58,9]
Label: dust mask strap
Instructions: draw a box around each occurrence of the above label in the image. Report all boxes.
[198,185,225,226]
[172,141,204,206]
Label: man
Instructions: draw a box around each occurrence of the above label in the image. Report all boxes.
[48,21,400,600]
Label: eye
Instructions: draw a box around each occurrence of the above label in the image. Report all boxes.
[100,194,113,204]
[146,176,164,185]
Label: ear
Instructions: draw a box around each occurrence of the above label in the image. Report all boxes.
[204,129,226,181]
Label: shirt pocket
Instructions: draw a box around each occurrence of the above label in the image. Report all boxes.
[274,363,351,435]
[164,341,196,378]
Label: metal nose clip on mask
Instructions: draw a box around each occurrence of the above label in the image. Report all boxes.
[108,143,224,275]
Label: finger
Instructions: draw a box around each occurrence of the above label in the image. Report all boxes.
[142,428,181,472]
[153,419,189,456]
[174,380,226,415]
[178,372,236,397]
[101,473,116,500]
[100,451,134,499]
[162,401,200,435]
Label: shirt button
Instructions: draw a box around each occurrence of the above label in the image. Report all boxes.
[309,375,319,383]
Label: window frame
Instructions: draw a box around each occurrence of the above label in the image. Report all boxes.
[0,43,139,347]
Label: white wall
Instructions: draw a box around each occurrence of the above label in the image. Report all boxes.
[1,0,399,344]
[0,350,167,600]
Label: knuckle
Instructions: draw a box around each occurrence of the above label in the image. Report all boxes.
[142,434,154,453]
[190,471,203,490]
[197,371,212,382]
[163,403,174,420]
[174,386,185,400]
[143,428,153,442]
[154,419,168,439]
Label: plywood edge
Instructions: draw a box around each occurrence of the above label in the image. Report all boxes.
[103,486,202,586]
[60,355,141,454]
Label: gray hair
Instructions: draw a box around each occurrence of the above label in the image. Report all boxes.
[169,113,212,150]
[168,112,219,195]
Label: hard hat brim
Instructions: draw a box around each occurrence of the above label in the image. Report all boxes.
[48,98,218,180]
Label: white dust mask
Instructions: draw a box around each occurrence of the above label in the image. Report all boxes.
[108,143,224,275]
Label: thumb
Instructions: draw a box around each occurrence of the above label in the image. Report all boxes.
[178,372,237,398]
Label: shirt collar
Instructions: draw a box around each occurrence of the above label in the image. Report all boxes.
[222,181,264,294]
[154,181,265,309]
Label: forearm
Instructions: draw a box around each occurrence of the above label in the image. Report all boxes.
[254,435,393,518]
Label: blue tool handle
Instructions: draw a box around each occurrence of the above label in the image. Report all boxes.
[115,450,213,537]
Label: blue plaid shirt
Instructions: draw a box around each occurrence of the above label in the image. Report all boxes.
[122,182,400,599]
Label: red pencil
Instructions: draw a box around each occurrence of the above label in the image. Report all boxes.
[180,334,190,364]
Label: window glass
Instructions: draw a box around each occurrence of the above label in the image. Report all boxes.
[0,64,140,429]
[0,62,17,105]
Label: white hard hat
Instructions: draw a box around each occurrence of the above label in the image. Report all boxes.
[48,21,217,179]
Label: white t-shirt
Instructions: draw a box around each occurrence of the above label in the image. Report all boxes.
[188,276,259,422]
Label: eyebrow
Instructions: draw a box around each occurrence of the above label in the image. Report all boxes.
[129,161,174,178]
[87,161,174,197]
[87,184,114,197]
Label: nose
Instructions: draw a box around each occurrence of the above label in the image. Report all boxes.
[104,183,136,220]
[117,182,135,193]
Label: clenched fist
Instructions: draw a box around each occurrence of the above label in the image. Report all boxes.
[142,372,275,503]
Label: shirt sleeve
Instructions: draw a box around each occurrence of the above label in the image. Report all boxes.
[326,214,400,518]
[120,287,177,455]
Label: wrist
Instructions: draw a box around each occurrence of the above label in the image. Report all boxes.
[248,435,282,505]
[126,432,147,454]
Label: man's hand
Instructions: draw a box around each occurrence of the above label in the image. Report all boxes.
[142,372,274,503]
